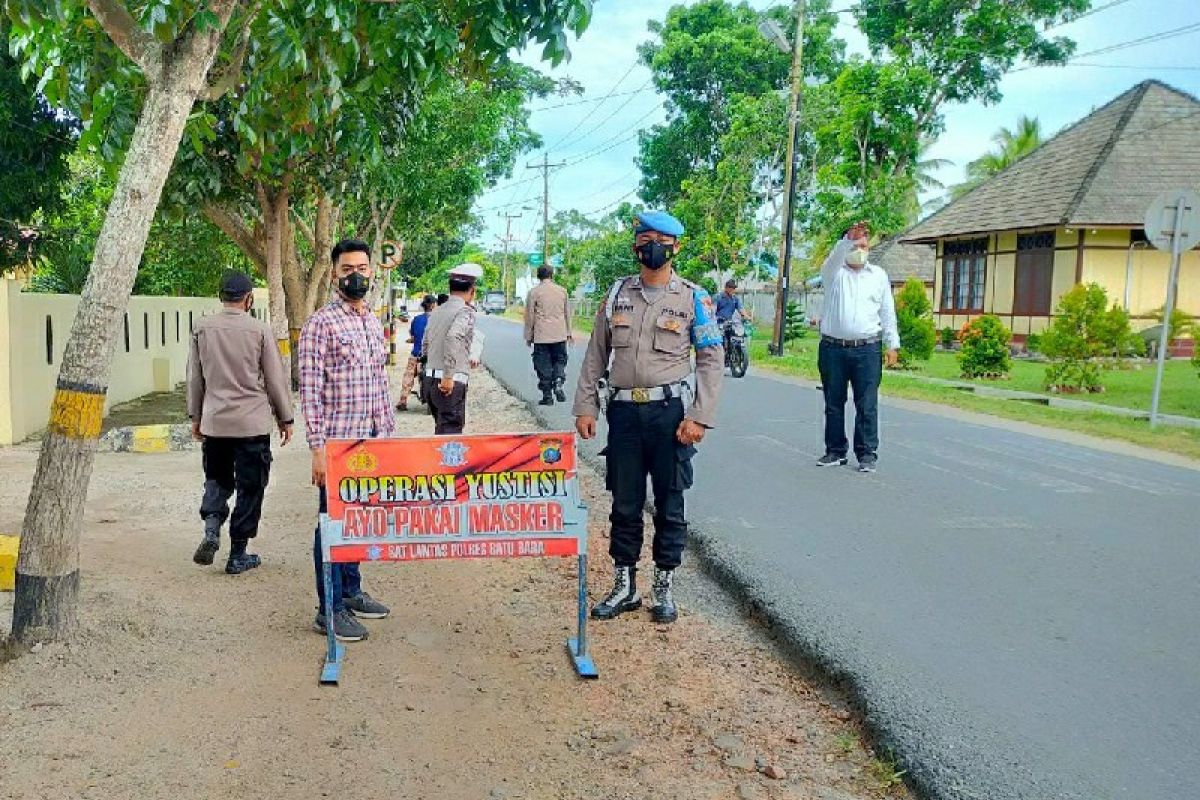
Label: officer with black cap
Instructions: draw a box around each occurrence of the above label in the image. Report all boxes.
[422,262,486,434]
[573,211,724,624]
[187,271,293,574]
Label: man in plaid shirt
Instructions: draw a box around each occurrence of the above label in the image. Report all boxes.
[299,238,394,643]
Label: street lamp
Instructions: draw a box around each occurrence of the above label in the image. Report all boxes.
[760,2,806,357]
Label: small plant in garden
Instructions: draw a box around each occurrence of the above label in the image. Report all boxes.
[894,278,936,367]
[1041,283,1137,392]
[958,315,1011,378]
[1192,348,1200,379]
[1024,332,1042,354]
[940,326,956,350]
[783,301,808,344]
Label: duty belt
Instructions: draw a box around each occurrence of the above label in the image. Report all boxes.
[425,368,470,384]
[821,334,880,348]
[610,380,688,404]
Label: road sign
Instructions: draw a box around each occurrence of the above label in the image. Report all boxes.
[549,254,563,268]
[1143,190,1200,251]
[317,433,596,684]
[1141,190,1198,428]
[528,252,544,266]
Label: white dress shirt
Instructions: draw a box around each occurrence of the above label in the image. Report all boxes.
[818,237,901,350]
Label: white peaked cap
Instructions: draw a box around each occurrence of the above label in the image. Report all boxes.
[449,262,484,279]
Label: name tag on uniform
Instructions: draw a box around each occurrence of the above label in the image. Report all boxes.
[611,314,631,327]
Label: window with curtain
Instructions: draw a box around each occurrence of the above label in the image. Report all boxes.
[941,238,989,312]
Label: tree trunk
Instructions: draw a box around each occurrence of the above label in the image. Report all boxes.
[255,181,292,357]
[13,48,228,642]
[305,191,335,318]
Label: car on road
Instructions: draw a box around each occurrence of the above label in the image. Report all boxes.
[481,291,506,314]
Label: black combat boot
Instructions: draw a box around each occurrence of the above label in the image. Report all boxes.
[650,566,678,624]
[539,390,554,406]
[225,539,261,575]
[591,565,641,619]
[554,380,566,403]
[192,516,221,565]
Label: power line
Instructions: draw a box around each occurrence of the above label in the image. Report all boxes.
[552,80,654,153]
[528,87,654,113]
[1049,0,1135,29]
[1055,62,1200,71]
[560,102,664,166]
[1012,20,1200,72]
[546,63,638,151]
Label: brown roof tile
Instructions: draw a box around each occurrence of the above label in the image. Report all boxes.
[902,81,1200,242]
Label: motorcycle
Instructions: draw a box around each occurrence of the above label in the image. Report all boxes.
[723,314,751,378]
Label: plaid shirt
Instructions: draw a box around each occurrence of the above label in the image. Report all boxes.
[299,298,395,450]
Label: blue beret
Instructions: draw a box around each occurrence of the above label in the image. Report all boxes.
[633,210,685,237]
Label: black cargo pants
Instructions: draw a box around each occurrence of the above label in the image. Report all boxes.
[424,377,468,435]
[532,341,569,394]
[603,396,696,570]
[199,435,273,540]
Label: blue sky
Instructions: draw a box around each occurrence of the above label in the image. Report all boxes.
[473,0,1200,251]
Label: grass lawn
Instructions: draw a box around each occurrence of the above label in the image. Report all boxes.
[748,336,1200,461]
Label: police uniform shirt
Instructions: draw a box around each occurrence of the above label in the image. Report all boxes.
[423,296,476,380]
[573,274,724,427]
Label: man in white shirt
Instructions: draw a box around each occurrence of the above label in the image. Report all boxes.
[816,221,900,473]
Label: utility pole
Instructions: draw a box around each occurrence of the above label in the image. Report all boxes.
[763,0,806,356]
[497,212,521,303]
[527,154,566,270]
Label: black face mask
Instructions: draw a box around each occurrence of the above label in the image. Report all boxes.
[337,272,370,300]
[635,241,673,270]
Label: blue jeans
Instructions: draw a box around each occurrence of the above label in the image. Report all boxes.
[817,339,881,460]
[312,486,362,614]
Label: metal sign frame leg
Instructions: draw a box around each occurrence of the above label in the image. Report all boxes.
[567,553,599,679]
[319,519,344,686]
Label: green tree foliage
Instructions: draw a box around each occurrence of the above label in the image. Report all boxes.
[958,314,1011,378]
[1149,306,1196,343]
[1041,283,1138,392]
[950,116,1042,200]
[806,0,1085,247]
[411,244,501,295]
[894,278,935,365]
[636,0,842,207]
[0,22,75,272]
[29,153,251,296]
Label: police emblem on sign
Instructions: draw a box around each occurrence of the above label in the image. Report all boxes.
[366,545,383,561]
[437,441,469,468]
[539,438,563,465]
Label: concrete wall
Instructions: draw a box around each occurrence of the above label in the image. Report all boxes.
[0,280,270,445]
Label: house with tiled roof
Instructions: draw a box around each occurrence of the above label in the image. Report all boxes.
[901,80,1200,354]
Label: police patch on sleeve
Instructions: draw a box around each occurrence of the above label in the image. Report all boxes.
[690,287,723,349]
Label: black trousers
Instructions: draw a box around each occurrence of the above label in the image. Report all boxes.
[532,341,569,393]
[200,435,272,540]
[424,377,468,435]
[604,397,695,570]
[817,340,881,460]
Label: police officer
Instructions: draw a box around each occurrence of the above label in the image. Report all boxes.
[423,263,485,435]
[572,211,724,625]
[187,271,293,574]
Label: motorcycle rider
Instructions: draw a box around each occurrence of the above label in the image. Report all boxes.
[715,280,750,350]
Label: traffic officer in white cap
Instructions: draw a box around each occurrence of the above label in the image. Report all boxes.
[422,262,485,434]
[573,210,724,625]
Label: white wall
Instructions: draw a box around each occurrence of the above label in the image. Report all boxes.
[0,280,270,445]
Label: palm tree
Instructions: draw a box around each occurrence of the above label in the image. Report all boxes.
[949,116,1043,201]
[906,136,954,222]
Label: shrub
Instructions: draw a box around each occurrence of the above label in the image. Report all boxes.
[894,278,935,366]
[1024,332,1042,354]
[783,301,807,344]
[1040,283,1134,392]
[939,326,956,349]
[958,315,1011,378]
[1192,348,1200,379]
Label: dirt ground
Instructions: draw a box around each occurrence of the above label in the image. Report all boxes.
[0,367,911,800]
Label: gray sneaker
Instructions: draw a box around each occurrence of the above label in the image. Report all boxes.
[858,456,878,473]
[345,591,390,619]
[313,610,368,642]
[816,453,848,467]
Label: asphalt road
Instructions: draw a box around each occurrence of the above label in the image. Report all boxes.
[477,315,1200,800]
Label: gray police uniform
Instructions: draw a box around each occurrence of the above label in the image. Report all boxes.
[422,296,475,435]
[573,273,724,572]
